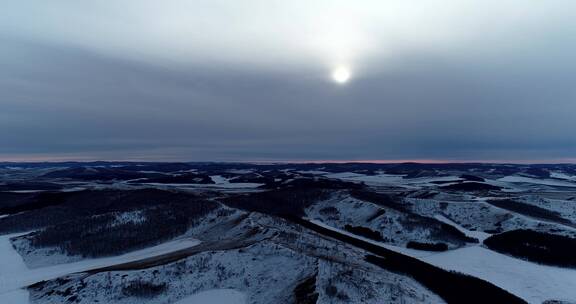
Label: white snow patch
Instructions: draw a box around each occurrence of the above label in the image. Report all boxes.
[210,175,229,184]
[174,289,246,304]
[550,172,576,181]
[422,246,576,304]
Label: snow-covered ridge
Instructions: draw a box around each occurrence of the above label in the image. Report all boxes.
[0,234,201,302]
[308,219,576,304]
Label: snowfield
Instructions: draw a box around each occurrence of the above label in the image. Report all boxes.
[422,246,576,304]
[3,163,576,303]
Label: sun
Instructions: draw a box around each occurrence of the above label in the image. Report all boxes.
[332,66,351,84]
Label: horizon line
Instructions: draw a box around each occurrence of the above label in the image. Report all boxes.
[0,158,575,165]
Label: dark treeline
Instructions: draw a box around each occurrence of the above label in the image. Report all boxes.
[293,274,319,304]
[459,175,485,182]
[223,180,340,216]
[349,189,408,212]
[224,188,328,217]
[121,280,168,298]
[0,191,70,215]
[130,172,214,184]
[29,198,218,258]
[0,189,207,233]
[344,225,384,242]
[406,241,448,251]
[441,182,502,191]
[484,229,576,268]
[0,182,63,191]
[486,200,573,226]
[43,167,165,181]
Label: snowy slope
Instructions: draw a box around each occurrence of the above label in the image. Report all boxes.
[309,219,576,304]
[0,233,30,303]
[0,235,200,300]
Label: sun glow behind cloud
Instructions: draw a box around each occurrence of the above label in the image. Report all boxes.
[1,0,576,161]
[4,0,566,75]
[331,66,351,84]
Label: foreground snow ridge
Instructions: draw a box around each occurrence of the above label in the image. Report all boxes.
[0,234,201,302]
[174,289,246,304]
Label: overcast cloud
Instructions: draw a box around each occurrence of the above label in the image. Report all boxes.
[1,0,575,162]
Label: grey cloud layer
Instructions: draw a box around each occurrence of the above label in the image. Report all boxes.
[1,1,575,161]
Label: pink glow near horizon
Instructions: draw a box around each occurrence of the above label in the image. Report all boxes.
[250,159,576,165]
[1,154,575,164]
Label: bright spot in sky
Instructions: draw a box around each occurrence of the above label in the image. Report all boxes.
[332,66,351,84]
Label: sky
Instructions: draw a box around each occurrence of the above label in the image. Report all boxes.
[1,0,575,163]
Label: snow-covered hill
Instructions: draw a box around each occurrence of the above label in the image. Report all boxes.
[1,162,576,303]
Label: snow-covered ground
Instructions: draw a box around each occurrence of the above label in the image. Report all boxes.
[515,195,576,223]
[31,241,318,304]
[307,193,470,248]
[550,172,576,181]
[174,289,246,304]
[0,235,201,302]
[434,214,492,242]
[422,246,576,304]
[322,172,459,188]
[0,233,30,304]
[29,219,445,304]
[3,190,45,194]
[320,170,576,194]
[308,219,434,258]
[498,175,576,188]
[309,219,576,304]
[0,289,28,304]
[210,175,230,184]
